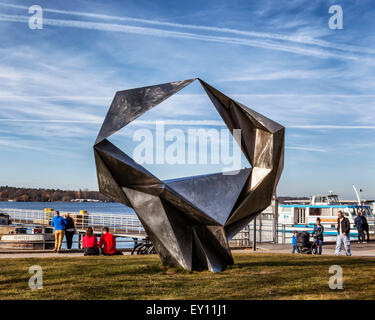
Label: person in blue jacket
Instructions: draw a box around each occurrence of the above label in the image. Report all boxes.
[291,231,298,253]
[51,211,67,252]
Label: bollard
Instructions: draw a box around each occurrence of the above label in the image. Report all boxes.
[43,208,54,225]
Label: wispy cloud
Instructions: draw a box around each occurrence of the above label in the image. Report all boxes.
[286,145,328,153]
[288,125,375,129]
[0,12,364,61]
[0,1,373,56]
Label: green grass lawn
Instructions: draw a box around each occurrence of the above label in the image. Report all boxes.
[1,252,374,300]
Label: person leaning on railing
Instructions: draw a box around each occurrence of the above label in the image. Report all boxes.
[64,213,76,250]
[51,211,67,253]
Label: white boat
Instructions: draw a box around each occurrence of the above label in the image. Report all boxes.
[278,192,374,242]
[0,226,54,250]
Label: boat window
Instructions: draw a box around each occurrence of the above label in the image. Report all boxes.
[280,207,293,212]
[321,208,331,216]
[310,208,321,216]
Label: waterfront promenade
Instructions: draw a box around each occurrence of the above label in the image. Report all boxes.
[1,241,374,259]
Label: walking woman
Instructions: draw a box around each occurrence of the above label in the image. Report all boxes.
[82,227,99,256]
[64,213,76,250]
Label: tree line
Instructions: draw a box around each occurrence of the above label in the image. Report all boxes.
[0,186,112,202]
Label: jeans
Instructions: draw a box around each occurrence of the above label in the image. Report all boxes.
[356,227,364,242]
[54,230,65,252]
[335,234,351,256]
[317,239,323,255]
[84,247,99,256]
[363,228,370,242]
[291,245,296,254]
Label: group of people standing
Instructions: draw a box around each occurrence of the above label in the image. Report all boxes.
[51,211,75,252]
[51,211,120,255]
[291,210,371,256]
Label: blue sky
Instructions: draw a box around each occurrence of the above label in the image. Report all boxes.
[0,0,374,199]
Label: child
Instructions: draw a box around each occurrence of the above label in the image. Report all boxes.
[291,231,298,254]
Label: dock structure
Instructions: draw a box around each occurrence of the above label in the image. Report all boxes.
[0,208,147,239]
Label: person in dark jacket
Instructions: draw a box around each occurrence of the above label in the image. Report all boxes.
[335,211,351,256]
[361,211,369,243]
[64,213,76,250]
[354,212,364,243]
[312,217,324,255]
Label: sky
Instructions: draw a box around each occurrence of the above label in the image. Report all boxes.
[0,0,374,199]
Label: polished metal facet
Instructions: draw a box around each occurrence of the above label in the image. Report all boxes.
[94,78,284,272]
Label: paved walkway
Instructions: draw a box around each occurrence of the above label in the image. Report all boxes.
[244,241,375,257]
[1,242,374,259]
[0,249,132,259]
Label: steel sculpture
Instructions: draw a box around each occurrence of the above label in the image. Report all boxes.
[93,78,284,272]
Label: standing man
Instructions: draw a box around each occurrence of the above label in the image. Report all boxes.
[64,213,76,250]
[51,211,66,253]
[361,211,369,243]
[312,217,324,255]
[335,211,352,256]
[354,211,364,243]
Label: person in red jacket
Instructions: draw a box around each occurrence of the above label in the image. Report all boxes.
[82,227,99,256]
[98,227,119,255]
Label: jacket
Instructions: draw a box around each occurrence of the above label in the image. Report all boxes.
[354,216,363,228]
[313,224,324,240]
[82,235,98,248]
[51,215,67,231]
[65,216,75,231]
[337,217,350,235]
[98,233,117,254]
[291,235,296,245]
[361,215,369,230]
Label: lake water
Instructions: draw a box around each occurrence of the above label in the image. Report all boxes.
[0,201,136,215]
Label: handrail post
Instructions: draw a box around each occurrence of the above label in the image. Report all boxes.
[253,217,256,251]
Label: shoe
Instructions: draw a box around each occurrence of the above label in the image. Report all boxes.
[363,241,367,243]
[358,241,361,244]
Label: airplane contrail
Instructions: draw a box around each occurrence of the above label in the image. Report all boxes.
[0,13,360,61]
[0,1,373,55]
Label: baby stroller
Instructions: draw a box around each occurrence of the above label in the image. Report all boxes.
[296,231,319,254]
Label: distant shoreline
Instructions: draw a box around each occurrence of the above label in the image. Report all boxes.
[0,186,112,202]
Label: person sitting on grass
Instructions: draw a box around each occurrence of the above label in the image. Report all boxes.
[82,227,99,256]
[98,227,122,255]
[291,231,298,254]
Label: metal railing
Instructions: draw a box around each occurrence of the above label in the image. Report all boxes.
[0,208,145,237]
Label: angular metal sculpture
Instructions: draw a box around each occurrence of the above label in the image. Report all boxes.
[93,78,284,272]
